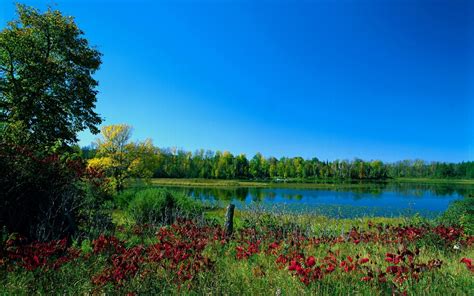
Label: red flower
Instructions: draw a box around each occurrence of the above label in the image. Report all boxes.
[460,258,472,266]
[268,242,279,249]
[386,266,399,274]
[300,276,310,285]
[288,260,301,271]
[460,257,474,272]
[361,276,372,281]
[306,256,316,267]
[359,258,369,264]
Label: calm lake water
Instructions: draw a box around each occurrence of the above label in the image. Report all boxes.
[160,182,473,218]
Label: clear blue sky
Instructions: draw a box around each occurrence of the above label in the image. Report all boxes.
[1,0,473,162]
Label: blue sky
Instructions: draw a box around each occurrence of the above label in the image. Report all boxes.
[1,0,472,162]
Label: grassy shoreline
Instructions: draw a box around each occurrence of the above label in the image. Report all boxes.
[3,187,473,294]
[149,177,474,189]
[3,206,473,295]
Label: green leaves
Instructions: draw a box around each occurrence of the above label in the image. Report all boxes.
[0,4,102,147]
[90,124,158,191]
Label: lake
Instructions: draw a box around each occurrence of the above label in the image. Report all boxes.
[158,182,473,218]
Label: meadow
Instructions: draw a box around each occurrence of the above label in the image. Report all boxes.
[1,187,473,295]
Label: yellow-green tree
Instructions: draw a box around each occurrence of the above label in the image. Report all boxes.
[88,124,157,191]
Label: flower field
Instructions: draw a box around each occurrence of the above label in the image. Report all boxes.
[1,213,473,295]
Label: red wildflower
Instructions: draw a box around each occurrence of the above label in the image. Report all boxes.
[386,266,399,274]
[306,256,316,267]
[460,257,472,266]
[359,258,369,264]
[268,242,279,249]
[326,264,335,273]
[460,257,474,272]
[288,260,301,271]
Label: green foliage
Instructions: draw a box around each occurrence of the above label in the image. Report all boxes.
[439,196,474,235]
[89,124,158,191]
[126,188,203,225]
[114,188,139,209]
[1,213,473,295]
[76,182,114,239]
[0,4,108,242]
[79,239,93,254]
[0,4,102,147]
[128,145,474,181]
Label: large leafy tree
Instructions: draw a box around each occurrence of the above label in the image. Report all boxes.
[0,4,102,147]
[0,5,104,241]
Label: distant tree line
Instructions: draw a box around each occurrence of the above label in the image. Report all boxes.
[82,145,474,180]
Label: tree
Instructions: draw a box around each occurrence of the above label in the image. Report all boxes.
[235,154,249,179]
[250,153,266,179]
[0,4,102,147]
[267,157,278,178]
[215,151,235,179]
[0,5,104,241]
[89,124,156,191]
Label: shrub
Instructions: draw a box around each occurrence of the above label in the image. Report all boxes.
[439,196,474,235]
[0,143,82,241]
[76,182,114,239]
[127,188,203,225]
[113,189,139,209]
[0,142,112,241]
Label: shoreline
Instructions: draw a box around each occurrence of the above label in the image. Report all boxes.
[148,177,474,189]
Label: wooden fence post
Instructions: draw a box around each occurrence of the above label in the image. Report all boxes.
[224,204,235,237]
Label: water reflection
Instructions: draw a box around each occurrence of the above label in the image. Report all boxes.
[160,181,471,217]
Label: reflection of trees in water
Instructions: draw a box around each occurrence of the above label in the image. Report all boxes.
[167,187,249,202]
[163,182,473,204]
[331,182,473,198]
[235,188,249,201]
[280,193,304,200]
[351,193,366,201]
[249,188,266,202]
[384,183,473,198]
[348,186,384,197]
[265,191,277,200]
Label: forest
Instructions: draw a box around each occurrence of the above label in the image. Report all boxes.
[83,143,474,180]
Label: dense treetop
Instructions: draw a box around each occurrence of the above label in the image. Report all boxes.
[0,4,102,147]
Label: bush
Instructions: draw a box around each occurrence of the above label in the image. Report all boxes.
[0,142,112,241]
[439,196,474,235]
[113,189,139,209]
[76,182,114,239]
[0,143,81,241]
[127,188,203,225]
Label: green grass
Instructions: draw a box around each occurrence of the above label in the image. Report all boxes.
[1,210,473,295]
[150,177,474,189]
[150,178,379,190]
[2,188,473,295]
